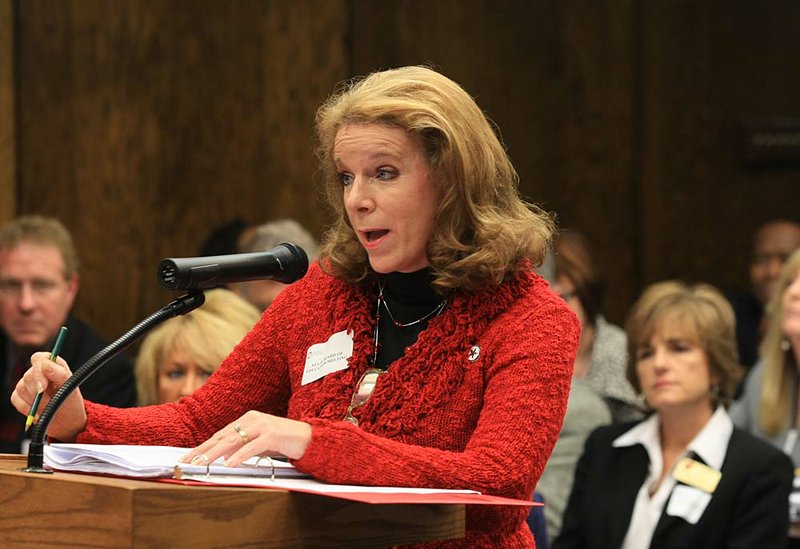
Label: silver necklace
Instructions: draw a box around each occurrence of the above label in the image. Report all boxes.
[378,281,447,327]
[370,281,447,365]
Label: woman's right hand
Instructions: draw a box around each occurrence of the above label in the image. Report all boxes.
[10,351,87,442]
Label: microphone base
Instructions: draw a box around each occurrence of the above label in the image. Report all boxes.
[20,466,53,474]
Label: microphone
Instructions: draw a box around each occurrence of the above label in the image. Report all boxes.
[158,243,309,290]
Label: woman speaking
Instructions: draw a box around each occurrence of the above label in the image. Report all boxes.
[13,66,579,548]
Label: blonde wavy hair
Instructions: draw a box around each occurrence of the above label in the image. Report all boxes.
[315,66,554,293]
[625,281,742,408]
[135,289,261,406]
[758,249,800,435]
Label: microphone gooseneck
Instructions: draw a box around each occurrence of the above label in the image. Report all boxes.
[24,291,206,473]
[24,241,309,473]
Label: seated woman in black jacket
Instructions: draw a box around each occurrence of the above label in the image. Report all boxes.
[555,281,793,549]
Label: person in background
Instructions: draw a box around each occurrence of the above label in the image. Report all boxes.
[0,216,136,453]
[556,281,792,549]
[731,248,800,544]
[527,491,550,549]
[534,230,627,539]
[197,218,255,258]
[135,289,261,406]
[534,378,611,541]
[729,219,800,370]
[551,230,642,422]
[230,219,320,311]
[12,66,579,548]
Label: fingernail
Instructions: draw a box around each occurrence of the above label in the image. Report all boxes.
[190,455,207,465]
[36,382,44,393]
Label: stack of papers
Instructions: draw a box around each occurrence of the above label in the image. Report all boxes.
[41,443,537,507]
[43,443,309,479]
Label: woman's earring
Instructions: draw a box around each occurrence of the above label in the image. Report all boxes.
[781,338,792,352]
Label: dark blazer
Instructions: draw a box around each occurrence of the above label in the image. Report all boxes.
[554,420,793,549]
[0,315,136,453]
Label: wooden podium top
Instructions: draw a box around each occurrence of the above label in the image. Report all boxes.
[0,455,464,548]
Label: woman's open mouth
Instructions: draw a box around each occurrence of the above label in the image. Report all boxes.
[365,229,389,242]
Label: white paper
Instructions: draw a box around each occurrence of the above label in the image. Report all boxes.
[43,443,307,479]
[301,330,354,386]
[42,443,480,499]
[666,484,711,524]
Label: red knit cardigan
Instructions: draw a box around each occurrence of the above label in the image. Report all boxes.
[78,263,579,548]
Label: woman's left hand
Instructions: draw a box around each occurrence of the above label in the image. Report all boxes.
[180,411,312,467]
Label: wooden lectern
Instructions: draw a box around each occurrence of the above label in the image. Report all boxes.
[0,455,464,548]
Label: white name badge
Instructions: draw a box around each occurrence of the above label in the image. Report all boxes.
[301,330,354,386]
[666,484,712,524]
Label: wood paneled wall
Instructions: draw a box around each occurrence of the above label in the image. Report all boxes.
[639,1,800,291]
[6,0,800,342]
[14,0,348,339]
[0,0,14,224]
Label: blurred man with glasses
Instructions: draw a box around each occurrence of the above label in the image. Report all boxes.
[0,216,136,453]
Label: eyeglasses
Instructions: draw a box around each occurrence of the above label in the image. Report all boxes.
[343,368,384,426]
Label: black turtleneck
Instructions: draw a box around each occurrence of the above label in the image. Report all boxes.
[374,268,445,370]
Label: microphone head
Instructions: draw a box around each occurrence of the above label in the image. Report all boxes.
[157,258,207,290]
[270,242,310,284]
[157,243,309,290]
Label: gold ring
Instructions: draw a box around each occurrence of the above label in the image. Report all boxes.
[233,423,249,444]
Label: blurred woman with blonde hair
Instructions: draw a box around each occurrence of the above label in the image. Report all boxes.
[732,248,800,543]
[733,249,800,461]
[135,289,261,405]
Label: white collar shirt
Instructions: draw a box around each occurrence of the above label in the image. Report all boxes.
[613,406,732,549]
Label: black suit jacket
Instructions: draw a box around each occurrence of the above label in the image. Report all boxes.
[0,315,136,453]
[554,421,793,549]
